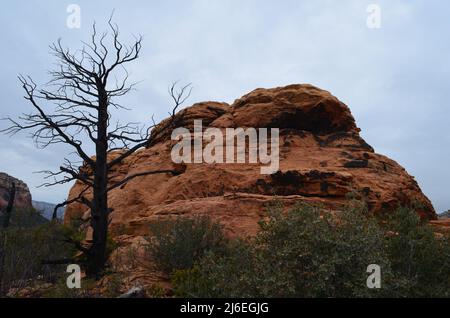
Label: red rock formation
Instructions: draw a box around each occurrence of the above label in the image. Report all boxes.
[431,219,450,234]
[0,172,32,211]
[64,84,436,239]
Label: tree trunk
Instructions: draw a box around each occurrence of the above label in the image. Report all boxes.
[0,182,15,293]
[2,183,16,229]
[87,86,109,277]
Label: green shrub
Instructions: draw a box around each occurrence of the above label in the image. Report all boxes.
[383,207,450,297]
[147,284,166,298]
[173,204,391,297]
[0,223,78,296]
[172,240,257,297]
[172,203,450,298]
[146,215,227,275]
[0,208,48,228]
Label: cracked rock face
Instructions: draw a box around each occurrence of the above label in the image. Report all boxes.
[0,172,32,211]
[64,84,436,238]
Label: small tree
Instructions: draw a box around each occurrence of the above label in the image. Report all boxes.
[1,18,191,276]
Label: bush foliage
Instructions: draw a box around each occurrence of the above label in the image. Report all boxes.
[0,220,78,296]
[146,215,227,274]
[160,204,450,298]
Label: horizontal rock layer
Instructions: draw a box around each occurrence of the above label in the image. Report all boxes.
[64,84,436,238]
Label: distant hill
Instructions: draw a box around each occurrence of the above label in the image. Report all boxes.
[0,172,48,227]
[0,208,48,228]
[439,210,450,219]
[32,200,65,220]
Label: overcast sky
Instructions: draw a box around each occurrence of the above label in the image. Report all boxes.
[0,0,449,213]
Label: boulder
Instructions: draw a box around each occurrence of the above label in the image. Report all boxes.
[64,84,436,239]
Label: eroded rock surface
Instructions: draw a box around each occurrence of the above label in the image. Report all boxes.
[0,172,32,211]
[64,84,436,239]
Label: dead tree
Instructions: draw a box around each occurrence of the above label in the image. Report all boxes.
[1,19,191,276]
[2,183,16,229]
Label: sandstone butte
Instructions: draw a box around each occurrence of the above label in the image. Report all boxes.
[64,84,438,235]
[62,84,450,289]
[0,172,32,211]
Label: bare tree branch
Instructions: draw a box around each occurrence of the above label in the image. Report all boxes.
[52,185,92,220]
[1,19,191,276]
